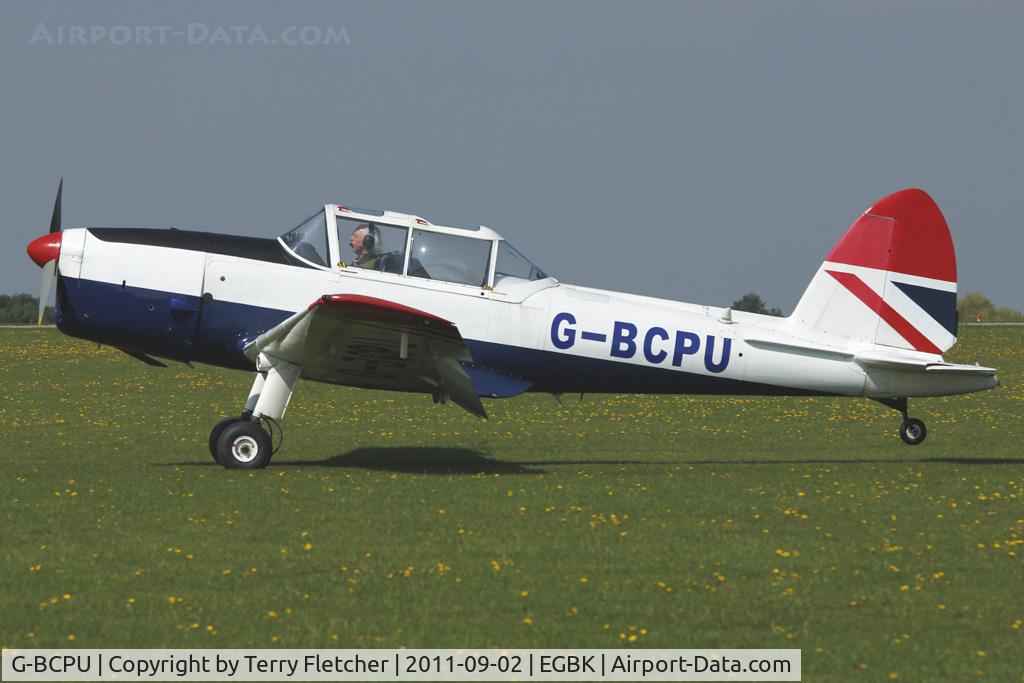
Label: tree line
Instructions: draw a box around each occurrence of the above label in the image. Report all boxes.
[0,294,55,324]
[957,292,1024,323]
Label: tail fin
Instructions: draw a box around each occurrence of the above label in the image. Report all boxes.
[791,188,958,354]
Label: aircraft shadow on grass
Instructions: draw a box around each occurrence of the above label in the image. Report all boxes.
[281,447,546,475]
[488,456,1023,467]
[917,457,1022,466]
[167,447,542,474]
[168,452,1021,471]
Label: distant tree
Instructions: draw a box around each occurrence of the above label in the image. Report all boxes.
[731,292,783,317]
[0,293,55,324]
[958,292,1023,323]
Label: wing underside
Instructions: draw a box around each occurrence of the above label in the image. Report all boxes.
[244,294,486,418]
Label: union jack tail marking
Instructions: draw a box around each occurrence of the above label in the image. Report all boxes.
[792,189,958,354]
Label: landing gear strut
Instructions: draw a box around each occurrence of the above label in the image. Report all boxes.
[210,354,299,469]
[875,397,927,446]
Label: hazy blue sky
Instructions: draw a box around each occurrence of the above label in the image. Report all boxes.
[2,1,1022,312]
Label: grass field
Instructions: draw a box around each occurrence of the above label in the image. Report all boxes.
[1,326,1021,681]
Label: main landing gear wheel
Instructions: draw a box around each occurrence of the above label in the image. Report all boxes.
[209,417,242,461]
[215,420,273,469]
[899,418,927,446]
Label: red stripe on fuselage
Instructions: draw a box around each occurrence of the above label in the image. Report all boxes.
[825,270,942,354]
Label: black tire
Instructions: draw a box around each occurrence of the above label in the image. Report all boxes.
[209,418,241,461]
[899,418,927,446]
[216,420,273,469]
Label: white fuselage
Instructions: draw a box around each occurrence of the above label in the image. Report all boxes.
[55,224,997,400]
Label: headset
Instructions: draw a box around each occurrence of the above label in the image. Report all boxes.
[359,224,381,253]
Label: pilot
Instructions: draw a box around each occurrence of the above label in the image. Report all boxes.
[349,224,380,269]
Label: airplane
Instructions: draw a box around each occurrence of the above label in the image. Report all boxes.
[25,182,999,469]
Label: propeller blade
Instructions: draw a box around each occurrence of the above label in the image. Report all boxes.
[49,177,63,233]
[38,259,56,324]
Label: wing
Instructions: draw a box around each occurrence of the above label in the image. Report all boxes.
[244,294,486,418]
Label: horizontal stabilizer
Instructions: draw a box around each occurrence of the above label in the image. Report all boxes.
[854,350,930,371]
[925,363,998,376]
[855,350,996,375]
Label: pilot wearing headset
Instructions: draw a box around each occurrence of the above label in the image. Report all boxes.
[349,223,381,269]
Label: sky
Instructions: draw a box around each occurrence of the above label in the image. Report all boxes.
[2,1,1022,313]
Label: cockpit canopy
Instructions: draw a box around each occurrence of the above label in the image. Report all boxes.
[280,211,330,267]
[280,205,550,289]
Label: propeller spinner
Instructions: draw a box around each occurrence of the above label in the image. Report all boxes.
[25,178,63,324]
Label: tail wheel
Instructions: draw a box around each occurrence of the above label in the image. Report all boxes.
[899,418,927,446]
[208,417,242,461]
[216,420,273,469]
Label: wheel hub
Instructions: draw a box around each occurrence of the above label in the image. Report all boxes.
[231,435,260,463]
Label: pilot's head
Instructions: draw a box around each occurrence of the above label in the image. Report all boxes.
[349,224,374,257]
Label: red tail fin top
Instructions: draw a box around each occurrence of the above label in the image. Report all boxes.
[827,188,956,282]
